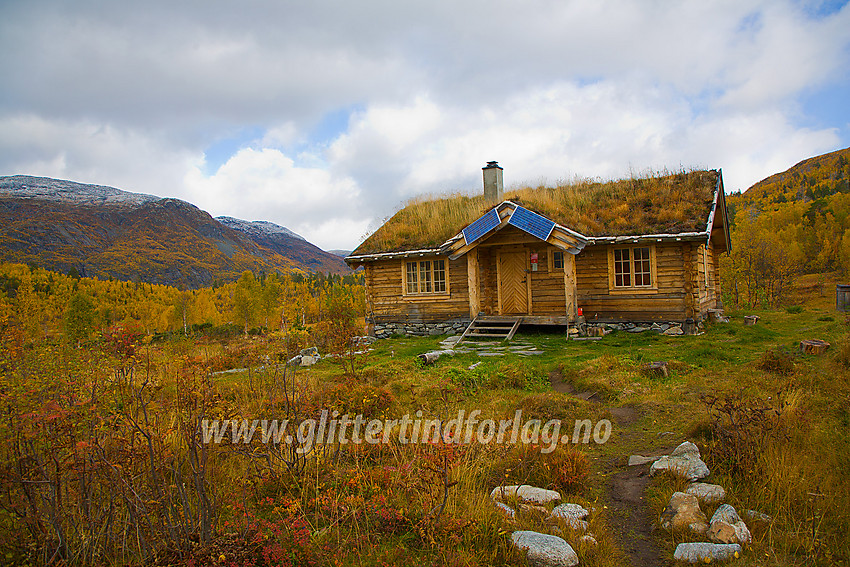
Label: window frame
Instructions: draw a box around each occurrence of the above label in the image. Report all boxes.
[401,258,450,298]
[606,244,658,294]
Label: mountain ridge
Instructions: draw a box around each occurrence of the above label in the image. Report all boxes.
[0,175,350,287]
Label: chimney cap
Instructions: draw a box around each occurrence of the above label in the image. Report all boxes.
[483,161,502,169]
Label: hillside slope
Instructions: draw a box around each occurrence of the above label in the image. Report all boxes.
[725,146,850,275]
[733,146,850,207]
[216,217,348,275]
[0,176,349,287]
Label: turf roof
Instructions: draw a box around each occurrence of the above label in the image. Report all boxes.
[352,169,719,255]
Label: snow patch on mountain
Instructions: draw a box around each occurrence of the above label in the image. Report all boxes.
[216,216,306,241]
[0,175,161,206]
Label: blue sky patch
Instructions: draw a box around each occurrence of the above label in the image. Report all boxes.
[202,126,265,175]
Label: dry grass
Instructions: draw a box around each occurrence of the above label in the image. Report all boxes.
[354,168,718,254]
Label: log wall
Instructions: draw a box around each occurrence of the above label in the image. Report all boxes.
[364,258,469,323]
[576,244,689,321]
[361,237,723,323]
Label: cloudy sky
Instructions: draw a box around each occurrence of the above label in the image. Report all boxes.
[1,0,849,250]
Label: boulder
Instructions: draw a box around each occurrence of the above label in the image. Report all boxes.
[663,325,684,336]
[510,531,579,567]
[711,504,741,524]
[709,505,751,544]
[300,346,319,357]
[673,542,742,563]
[649,441,710,481]
[660,492,709,534]
[686,482,726,505]
[491,485,561,505]
[300,355,318,367]
[287,354,302,366]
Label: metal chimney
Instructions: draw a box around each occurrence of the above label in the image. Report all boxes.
[483,161,503,202]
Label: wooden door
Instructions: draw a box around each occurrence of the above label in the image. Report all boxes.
[498,250,528,314]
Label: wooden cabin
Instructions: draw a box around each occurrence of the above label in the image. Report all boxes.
[346,163,731,337]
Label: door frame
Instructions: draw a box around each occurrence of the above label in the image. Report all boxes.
[496,246,532,315]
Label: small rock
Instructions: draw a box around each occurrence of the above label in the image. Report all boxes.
[708,505,751,544]
[673,542,742,563]
[650,441,710,481]
[491,485,561,505]
[579,534,598,547]
[300,355,318,367]
[468,362,483,370]
[711,504,741,524]
[510,531,579,567]
[663,326,684,336]
[549,503,589,521]
[628,455,659,466]
[299,346,319,357]
[558,517,588,531]
[660,492,709,534]
[287,354,302,366]
[686,482,726,505]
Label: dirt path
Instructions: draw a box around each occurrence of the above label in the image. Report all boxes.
[550,370,666,566]
[605,451,666,566]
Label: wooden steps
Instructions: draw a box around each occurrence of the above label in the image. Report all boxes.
[457,316,522,344]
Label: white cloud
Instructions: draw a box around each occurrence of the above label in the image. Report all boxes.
[1,0,849,251]
[184,148,365,249]
[0,114,195,195]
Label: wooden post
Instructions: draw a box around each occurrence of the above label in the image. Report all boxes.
[563,252,577,322]
[467,250,480,319]
[682,243,696,320]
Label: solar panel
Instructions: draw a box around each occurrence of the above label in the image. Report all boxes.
[462,208,501,245]
[508,206,555,241]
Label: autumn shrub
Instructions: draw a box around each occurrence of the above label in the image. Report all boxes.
[757,345,796,375]
[210,497,318,567]
[312,380,395,420]
[101,321,144,358]
[699,392,801,479]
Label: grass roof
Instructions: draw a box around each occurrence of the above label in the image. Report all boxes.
[353,169,719,255]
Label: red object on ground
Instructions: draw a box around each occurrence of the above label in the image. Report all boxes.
[577,307,583,316]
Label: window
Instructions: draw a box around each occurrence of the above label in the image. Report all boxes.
[552,250,564,270]
[614,248,631,286]
[610,246,655,290]
[404,259,447,295]
[633,247,652,286]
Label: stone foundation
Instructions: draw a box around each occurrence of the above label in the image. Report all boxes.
[371,318,471,339]
[370,317,702,339]
[584,319,703,336]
